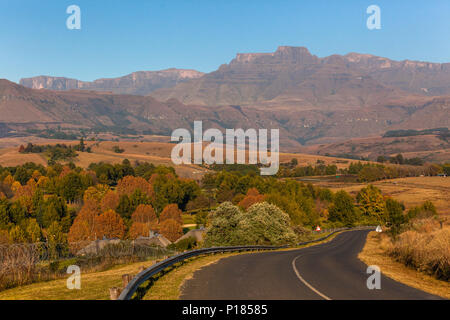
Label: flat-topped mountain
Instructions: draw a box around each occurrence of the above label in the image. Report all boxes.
[150,46,450,107]
[19,69,204,96]
[3,46,449,148]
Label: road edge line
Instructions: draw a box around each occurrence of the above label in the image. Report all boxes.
[292,254,332,300]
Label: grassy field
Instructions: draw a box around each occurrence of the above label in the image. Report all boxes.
[0,139,373,179]
[309,176,450,216]
[359,231,450,299]
[0,260,156,300]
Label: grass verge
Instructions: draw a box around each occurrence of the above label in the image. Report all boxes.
[0,260,155,300]
[358,231,450,299]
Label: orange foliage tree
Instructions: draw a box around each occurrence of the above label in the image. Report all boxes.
[129,204,158,239]
[117,176,155,200]
[94,210,126,239]
[158,219,183,242]
[132,204,157,224]
[68,200,101,245]
[238,188,266,211]
[100,190,120,212]
[159,204,183,224]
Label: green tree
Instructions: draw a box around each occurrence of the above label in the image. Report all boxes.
[47,221,68,259]
[237,202,297,245]
[356,185,385,222]
[9,225,27,243]
[26,218,42,242]
[204,202,242,247]
[60,172,84,202]
[328,190,358,227]
[0,199,11,229]
[385,198,406,237]
[116,194,132,220]
[14,167,30,185]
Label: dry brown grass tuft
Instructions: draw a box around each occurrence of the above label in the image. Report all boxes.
[359,231,450,299]
[387,220,450,281]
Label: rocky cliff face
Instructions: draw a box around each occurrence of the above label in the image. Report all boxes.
[19,69,204,95]
[7,46,450,146]
[150,46,450,106]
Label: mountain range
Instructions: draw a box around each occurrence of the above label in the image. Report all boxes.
[3,46,449,152]
[20,69,204,96]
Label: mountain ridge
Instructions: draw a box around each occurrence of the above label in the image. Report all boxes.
[19,68,204,96]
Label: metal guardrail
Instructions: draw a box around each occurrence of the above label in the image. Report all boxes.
[118,226,375,300]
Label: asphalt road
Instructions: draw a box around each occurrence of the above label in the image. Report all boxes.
[180,230,442,300]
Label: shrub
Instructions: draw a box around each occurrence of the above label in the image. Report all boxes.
[388,223,450,281]
[237,202,297,245]
[204,202,297,247]
[172,236,197,252]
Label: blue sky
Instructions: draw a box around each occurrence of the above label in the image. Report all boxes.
[1,0,449,83]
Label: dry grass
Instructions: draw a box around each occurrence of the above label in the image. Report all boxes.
[388,219,450,281]
[320,176,450,216]
[359,231,450,299]
[0,138,373,179]
[0,260,155,300]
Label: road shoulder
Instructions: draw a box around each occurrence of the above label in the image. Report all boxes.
[358,231,449,299]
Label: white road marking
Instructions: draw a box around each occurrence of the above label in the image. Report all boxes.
[292,254,332,300]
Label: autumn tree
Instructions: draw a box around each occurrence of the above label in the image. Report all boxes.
[3,175,15,187]
[117,176,155,200]
[94,210,126,240]
[132,204,157,224]
[100,190,120,212]
[159,204,183,224]
[83,184,110,202]
[67,200,100,244]
[129,222,154,239]
[158,219,183,242]
[238,188,266,211]
[128,204,158,239]
[356,185,385,222]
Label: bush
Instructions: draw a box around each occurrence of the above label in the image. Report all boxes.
[170,237,197,252]
[204,202,297,247]
[237,202,297,245]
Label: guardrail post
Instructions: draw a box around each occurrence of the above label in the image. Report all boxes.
[110,287,122,300]
[122,274,133,288]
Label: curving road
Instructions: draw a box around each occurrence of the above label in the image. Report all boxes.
[181,230,442,300]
